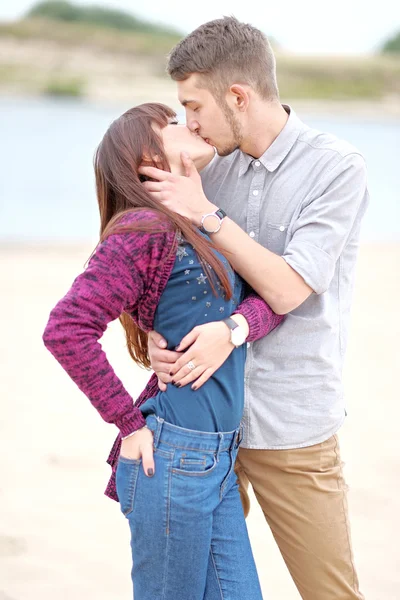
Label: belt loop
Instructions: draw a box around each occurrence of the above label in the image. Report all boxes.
[231,426,242,451]
[153,416,164,449]
[216,433,224,461]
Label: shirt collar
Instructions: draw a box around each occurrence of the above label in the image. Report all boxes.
[238,105,303,177]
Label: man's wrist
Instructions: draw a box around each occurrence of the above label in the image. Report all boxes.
[195,201,218,227]
[199,206,226,234]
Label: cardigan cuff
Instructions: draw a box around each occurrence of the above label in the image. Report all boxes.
[116,409,147,439]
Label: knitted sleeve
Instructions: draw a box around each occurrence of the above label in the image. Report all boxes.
[233,285,284,343]
[42,211,175,437]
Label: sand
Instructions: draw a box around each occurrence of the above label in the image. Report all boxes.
[0,241,399,599]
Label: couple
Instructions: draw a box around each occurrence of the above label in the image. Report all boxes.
[43,17,368,600]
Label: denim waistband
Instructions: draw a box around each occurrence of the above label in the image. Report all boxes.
[146,415,242,454]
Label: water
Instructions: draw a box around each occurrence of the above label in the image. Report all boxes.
[1,96,399,243]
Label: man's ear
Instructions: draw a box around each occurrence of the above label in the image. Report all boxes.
[228,84,250,112]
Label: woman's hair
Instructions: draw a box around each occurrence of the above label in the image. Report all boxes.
[94,102,232,369]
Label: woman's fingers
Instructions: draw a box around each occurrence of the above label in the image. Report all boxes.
[191,368,215,391]
[158,369,173,384]
[175,328,199,353]
[120,427,155,477]
[141,441,155,477]
[172,365,205,387]
[169,346,198,377]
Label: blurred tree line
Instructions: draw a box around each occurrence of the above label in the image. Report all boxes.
[382,31,400,54]
[27,0,181,36]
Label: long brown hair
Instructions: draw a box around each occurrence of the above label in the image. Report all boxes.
[94,102,232,369]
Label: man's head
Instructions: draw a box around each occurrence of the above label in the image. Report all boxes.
[167,16,279,156]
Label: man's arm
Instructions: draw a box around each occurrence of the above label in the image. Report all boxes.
[140,151,368,315]
[210,220,312,314]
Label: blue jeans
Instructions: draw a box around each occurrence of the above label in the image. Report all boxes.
[116,415,263,600]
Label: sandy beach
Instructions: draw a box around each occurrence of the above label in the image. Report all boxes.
[1,241,399,600]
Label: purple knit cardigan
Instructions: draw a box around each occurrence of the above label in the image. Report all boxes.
[43,210,283,501]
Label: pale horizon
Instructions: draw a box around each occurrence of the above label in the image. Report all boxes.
[0,0,399,55]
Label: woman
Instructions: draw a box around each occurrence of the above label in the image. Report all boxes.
[43,103,283,599]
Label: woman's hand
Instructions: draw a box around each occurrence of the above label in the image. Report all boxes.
[120,427,155,477]
[148,315,249,391]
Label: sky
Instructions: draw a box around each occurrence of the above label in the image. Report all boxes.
[1,0,399,55]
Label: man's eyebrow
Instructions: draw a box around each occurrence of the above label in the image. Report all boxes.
[180,99,196,107]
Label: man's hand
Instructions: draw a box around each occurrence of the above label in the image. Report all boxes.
[148,331,183,391]
[120,427,155,477]
[139,152,217,226]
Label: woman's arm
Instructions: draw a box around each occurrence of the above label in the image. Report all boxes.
[43,216,174,438]
[232,284,284,343]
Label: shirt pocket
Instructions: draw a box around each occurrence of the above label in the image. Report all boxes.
[265,222,290,255]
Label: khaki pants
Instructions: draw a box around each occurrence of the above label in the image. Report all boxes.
[235,435,365,599]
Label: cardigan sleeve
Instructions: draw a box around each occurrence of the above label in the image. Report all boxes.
[233,285,284,343]
[42,211,174,438]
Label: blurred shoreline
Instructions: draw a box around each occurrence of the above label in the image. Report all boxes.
[3,88,400,118]
[1,20,399,115]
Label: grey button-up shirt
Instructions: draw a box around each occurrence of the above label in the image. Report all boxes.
[201,106,369,449]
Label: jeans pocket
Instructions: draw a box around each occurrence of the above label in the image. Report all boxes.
[172,450,218,477]
[116,457,141,516]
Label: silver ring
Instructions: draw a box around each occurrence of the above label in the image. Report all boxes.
[187,360,196,371]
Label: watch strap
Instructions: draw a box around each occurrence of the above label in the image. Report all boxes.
[222,317,239,332]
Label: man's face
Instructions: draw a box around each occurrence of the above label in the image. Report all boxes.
[177,75,243,157]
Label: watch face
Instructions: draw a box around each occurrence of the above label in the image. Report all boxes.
[202,213,220,234]
[231,326,247,347]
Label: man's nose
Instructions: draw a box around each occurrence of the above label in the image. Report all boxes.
[187,119,200,134]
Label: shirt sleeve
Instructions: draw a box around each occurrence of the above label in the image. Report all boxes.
[233,284,284,342]
[42,224,170,437]
[283,153,369,295]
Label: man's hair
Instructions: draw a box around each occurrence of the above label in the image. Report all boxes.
[167,16,279,101]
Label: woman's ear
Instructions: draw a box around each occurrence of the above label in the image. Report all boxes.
[141,153,161,167]
[138,155,163,183]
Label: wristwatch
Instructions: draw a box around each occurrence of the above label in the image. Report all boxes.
[222,317,247,348]
[200,208,227,235]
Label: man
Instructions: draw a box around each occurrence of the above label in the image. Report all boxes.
[140,16,368,600]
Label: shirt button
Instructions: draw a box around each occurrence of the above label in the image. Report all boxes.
[252,190,259,196]
[279,225,285,232]
[249,231,255,238]
[254,161,260,167]
[247,342,251,348]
